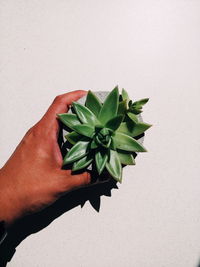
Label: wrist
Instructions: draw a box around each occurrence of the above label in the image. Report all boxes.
[0,169,23,228]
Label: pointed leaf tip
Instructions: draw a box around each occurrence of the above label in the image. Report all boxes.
[98,87,119,124]
[113,132,147,152]
[85,91,102,117]
[73,101,99,126]
[63,141,90,165]
[106,150,122,182]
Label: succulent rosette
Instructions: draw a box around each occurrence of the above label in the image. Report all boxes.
[58,86,151,183]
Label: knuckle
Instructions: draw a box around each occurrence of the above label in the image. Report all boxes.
[82,172,91,184]
[25,126,34,136]
[24,124,42,140]
[54,94,64,104]
[75,173,91,186]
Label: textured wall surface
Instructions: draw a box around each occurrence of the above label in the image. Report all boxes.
[0,1,200,266]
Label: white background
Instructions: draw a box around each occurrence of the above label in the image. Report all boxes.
[1,1,200,266]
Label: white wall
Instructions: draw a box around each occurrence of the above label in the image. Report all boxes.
[1,1,200,266]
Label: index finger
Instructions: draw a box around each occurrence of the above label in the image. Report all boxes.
[40,90,87,128]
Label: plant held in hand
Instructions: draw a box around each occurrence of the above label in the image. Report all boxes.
[58,87,151,183]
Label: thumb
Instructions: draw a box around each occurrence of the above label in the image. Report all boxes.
[39,90,87,129]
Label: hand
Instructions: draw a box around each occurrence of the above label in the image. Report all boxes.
[0,90,91,227]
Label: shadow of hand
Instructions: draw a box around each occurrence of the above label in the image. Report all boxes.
[0,174,118,267]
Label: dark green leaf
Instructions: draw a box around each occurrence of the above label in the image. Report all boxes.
[73,102,99,126]
[90,139,98,149]
[65,131,83,145]
[72,154,93,171]
[73,124,94,138]
[131,98,149,114]
[106,150,122,182]
[57,113,80,130]
[127,112,138,123]
[95,134,112,148]
[113,132,147,152]
[117,150,135,165]
[98,86,119,124]
[117,122,133,136]
[63,141,90,165]
[85,90,102,117]
[95,150,108,175]
[105,115,123,131]
[117,100,128,115]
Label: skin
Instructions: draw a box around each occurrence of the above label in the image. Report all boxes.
[0,90,91,228]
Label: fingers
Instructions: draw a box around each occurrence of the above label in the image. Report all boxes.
[40,90,87,127]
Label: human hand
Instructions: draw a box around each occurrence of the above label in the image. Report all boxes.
[0,90,91,227]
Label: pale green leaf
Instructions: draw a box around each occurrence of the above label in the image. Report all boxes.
[57,113,80,130]
[98,86,119,124]
[127,112,138,123]
[73,102,99,126]
[131,122,152,137]
[95,150,108,175]
[121,88,130,101]
[72,154,93,171]
[113,132,147,152]
[73,124,94,138]
[85,90,102,117]
[63,141,89,165]
[117,121,152,137]
[133,98,149,107]
[117,150,135,165]
[106,150,122,182]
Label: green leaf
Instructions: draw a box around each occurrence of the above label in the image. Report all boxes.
[98,86,119,124]
[117,122,133,136]
[65,131,83,145]
[131,122,152,137]
[57,113,81,130]
[90,139,98,149]
[95,150,108,175]
[127,112,138,123]
[117,150,135,165]
[105,115,123,131]
[95,134,112,148]
[85,90,102,117]
[121,88,130,101]
[72,154,93,171]
[113,132,147,152]
[63,141,90,165]
[106,150,122,182]
[133,98,149,107]
[117,121,152,137]
[73,102,99,126]
[131,98,149,114]
[117,100,128,115]
[73,124,94,138]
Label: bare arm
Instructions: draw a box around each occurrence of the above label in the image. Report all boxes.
[0,90,90,227]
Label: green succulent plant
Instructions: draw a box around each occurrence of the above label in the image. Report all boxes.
[57,86,151,183]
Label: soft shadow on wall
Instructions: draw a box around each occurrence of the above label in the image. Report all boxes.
[0,176,118,266]
[0,124,144,267]
[0,124,120,267]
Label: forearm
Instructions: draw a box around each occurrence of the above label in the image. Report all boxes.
[0,168,22,227]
